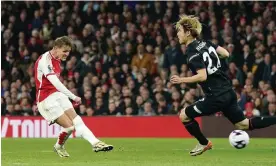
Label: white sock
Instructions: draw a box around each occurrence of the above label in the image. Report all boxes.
[73,115,100,146]
[55,126,74,149]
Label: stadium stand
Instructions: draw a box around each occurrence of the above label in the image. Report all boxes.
[1,1,276,117]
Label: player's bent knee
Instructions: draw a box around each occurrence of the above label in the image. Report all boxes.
[235,119,249,130]
[64,108,78,121]
[179,108,190,122]
[56,113,74,128]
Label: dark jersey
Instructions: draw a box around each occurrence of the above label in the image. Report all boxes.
[186,40,232,97]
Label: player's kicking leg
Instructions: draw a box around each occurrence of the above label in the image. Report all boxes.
[179,108,213,156]
[234,117,276,134]
[221,90,276,135]
[223,103,276,131]
[239,117,276,130]
[64,109,113,152]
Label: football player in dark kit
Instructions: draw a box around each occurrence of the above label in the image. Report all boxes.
[170,15,276,156]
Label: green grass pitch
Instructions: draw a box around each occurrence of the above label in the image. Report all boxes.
[2,138,276,166]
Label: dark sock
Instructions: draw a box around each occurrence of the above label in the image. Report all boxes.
[249,116,276,130]
[183,119,208,145]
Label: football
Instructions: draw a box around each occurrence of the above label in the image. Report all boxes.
[229,130,250,149]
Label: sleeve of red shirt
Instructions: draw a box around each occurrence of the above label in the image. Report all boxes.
[40,56,56,77]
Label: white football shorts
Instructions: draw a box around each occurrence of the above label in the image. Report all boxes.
[37,92,73,124]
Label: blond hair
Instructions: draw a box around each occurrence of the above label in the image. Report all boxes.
[175,15,202,38]
[53,36,73,48]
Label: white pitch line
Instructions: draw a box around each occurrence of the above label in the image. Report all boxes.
[41,150,53,153]
[2,150,53,154]
[10,163,29,166]
[10,163,90,166]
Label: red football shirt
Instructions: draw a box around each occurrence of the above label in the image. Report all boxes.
[34,51,61,102]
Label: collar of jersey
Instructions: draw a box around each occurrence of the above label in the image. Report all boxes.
[186,39,197,48]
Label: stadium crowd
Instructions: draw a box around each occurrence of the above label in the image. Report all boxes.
[1,1,276,117]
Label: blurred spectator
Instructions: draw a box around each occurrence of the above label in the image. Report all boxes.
[243,102,260,118]
[156,96,169,115]
[237,44,255,71]
[139,102,156,116]
[86,107,94,116]
[94,98,106,115]
[266,103,276,116]
[78,104,87,116]
[153,46,165,73]
[228,62,245,86]
[131,44,155,74]
[32,10,43,30]
[163,39,184,72]
[125,107,133,116]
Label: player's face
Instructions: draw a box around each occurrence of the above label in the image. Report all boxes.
[56,46,71,61]
[177,26,187,45]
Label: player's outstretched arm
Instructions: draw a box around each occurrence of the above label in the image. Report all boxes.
[216,46,229,58]
[170,69,207,84]
[39,55,81,104]
[47,74,77,100]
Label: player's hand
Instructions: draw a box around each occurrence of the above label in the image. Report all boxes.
[170,75,183,84]
[73,96,82,106]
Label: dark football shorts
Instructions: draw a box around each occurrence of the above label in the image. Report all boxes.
[185,89,246,124]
